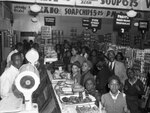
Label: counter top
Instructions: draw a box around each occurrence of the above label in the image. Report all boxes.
[47,70,77,113]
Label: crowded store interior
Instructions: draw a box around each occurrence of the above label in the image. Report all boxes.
[0,0,150,113]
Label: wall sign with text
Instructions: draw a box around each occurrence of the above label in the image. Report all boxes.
[75,0,150,11]
[9,0,150,11]
[44,17,55,26]
[12,4,143,19]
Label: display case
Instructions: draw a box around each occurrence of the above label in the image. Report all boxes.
[32,65,61,113]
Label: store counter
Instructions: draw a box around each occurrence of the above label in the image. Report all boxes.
[32,66,61,113]
[46,69,101,113]
[46,70,78,113]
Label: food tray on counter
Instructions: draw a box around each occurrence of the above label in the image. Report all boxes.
[59,94,96,106]
[76,105,100,113]
[51,78,66,83]
[51,71,70,83]
[51,74,66,84]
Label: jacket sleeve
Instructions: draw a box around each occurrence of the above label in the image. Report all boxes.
[137,80,144,95]
[0,74,10,98]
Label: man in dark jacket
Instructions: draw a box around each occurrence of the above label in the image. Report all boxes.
[96,56,112,95]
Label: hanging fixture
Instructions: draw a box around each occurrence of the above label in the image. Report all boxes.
[126,9,137,18]
[30,4,41,13]
[30,0,41,13]
[31,17,38,23]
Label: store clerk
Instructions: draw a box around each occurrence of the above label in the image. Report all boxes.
[6,42,23,68]
[0,52,23,99]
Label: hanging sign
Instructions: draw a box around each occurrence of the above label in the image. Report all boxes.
[82,18,101,32]
[114,13,131,31]
[89,18,101,29]
[138,20,149,31]
[82,18,90,28]
[44,17,55,26]
[138,20,149,34]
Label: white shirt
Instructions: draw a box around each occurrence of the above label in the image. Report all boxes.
[128,78,137,86]
[109,61,115,70]
[6,49,18,67]
[80,53,88,59]
[0,65,19,99]
[109,91,120,100]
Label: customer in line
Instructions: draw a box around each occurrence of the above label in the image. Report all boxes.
[85,78,100,107]
[70,46,86,66]
[71,61,82,84]
[107,50,127,86]
[80,60,93,86]
[124,68,144,113]
[96,56,112,95]
[101,75,130,113]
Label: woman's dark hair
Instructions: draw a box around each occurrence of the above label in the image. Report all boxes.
[72,46,80,54]
[84,78,95,87]
[126,67,135,74]
[90,49,98,56]
[115,52,124,61]
[81,46,90,54]
[108,75,121,85]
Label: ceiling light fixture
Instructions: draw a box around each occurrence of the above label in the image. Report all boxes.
[30,0,41,13]
[126,9,137,18]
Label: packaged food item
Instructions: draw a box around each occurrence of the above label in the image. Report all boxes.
[65,79,74,85]
[73,84,85,92]
[76,105,99,113]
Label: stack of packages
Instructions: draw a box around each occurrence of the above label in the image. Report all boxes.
[144,49,150,73]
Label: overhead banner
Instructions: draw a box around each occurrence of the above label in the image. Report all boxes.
[5,0,75,5]
[6,0,150,11]
[76,0,150,11]
[37,0,75,5]
[12,4,143,18]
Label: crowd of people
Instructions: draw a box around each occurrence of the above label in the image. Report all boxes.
[0,39,147,113]
[53,40,145,113]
